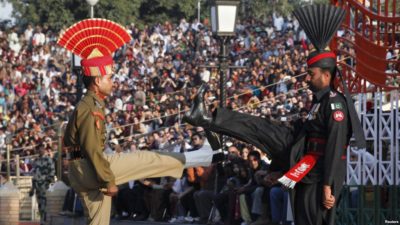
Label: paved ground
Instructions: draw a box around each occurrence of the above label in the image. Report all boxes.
[20,221,191,225]
[21,216,205,225]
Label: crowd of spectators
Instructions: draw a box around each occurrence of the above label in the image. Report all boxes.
[0,13,316,174]
[0,10,398,225]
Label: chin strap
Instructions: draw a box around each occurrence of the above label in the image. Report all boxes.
[95,90,107,100]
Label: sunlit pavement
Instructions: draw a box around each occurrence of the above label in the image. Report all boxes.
[21,216,205,225]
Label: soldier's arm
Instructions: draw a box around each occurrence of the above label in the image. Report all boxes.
[323,96,349,186]
[76,106,116,188]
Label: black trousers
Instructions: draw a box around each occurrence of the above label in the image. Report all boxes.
[294,182,341,225]
[294,154,346,225]
[210,108,293,163]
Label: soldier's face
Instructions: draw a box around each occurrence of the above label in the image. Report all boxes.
[306,67,330,92]
[97,74,113,96]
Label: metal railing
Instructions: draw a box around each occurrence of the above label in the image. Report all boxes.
[336,185,400,225]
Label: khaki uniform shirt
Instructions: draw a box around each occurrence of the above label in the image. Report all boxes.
[64,90,115,188]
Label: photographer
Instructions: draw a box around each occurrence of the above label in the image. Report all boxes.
[214,158,248,225]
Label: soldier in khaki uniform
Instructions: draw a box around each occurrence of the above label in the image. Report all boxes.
[30,144,55,225]
[58,19,223,225]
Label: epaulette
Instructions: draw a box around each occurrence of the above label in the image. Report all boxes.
[95,100,102,108]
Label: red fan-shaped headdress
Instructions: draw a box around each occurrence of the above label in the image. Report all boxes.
[58,18,132,76]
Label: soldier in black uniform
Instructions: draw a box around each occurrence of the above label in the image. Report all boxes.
[183,5,366,225]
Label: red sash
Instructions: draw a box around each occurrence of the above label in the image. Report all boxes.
[278,138,326,189]
[278,138,347,189]
[278,152,320,189]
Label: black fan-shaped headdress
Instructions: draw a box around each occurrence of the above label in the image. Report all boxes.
[293,4,345,51]
[294,5,345,68]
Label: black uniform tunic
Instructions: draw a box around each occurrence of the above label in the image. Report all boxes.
[206,87,351,225]
[294,87,350,225]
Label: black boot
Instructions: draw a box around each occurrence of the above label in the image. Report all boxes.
[205,130,221,151]
[211,152,226,164]
[182,84,212,128]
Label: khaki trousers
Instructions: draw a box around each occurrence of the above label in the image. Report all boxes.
[68,151,185,225]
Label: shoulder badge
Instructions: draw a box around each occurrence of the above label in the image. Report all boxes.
[92,111,105,130]
[333,110,345,122]
[330,102,343,110]
[329,91,337,98]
